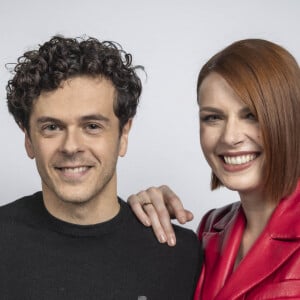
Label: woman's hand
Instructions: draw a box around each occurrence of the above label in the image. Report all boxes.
[127,185,194,246]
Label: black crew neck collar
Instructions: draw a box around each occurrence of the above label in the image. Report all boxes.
[31,192,128,237]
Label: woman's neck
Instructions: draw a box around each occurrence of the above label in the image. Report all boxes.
[234,190,278,269]
[239,190,277,233]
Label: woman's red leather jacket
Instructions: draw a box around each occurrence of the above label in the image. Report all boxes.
[194,181,300,300]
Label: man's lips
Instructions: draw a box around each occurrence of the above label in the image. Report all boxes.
[55,166,91,173]
[54,165,93,179]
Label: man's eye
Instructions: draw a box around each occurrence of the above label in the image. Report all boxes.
[87,123,100,130]
[43,124,60,131]
[85,123,103,134]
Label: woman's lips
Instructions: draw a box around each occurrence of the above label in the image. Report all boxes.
[219,152,260,172]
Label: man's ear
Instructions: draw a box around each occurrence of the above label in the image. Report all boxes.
[119,119,132,157]
[24,129,35,159]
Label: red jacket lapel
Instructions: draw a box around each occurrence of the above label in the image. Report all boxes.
[215,184,300,299]
[198,204,245,299]
[195,182,300,300]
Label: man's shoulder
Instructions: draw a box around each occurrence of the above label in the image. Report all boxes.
[120,199,201,253]
[0,192,42,219]
[172,223,200,247]
[119,200,202,295]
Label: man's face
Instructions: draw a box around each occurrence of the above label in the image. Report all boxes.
[25,76,131,206]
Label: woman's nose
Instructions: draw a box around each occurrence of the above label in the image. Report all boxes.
[221,118,244,146]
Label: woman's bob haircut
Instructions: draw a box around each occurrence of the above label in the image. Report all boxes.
[197,39,300,202]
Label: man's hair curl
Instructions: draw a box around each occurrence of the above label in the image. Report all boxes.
[6,35,143,131]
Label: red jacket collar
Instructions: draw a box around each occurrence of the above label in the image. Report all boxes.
[198,181,300,300]
[212,182,300,239]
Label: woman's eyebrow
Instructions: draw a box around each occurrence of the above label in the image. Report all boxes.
[199,106,223,113]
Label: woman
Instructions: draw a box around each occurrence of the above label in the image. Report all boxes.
[129,39,300,299]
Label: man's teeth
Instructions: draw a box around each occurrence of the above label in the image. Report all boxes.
[61,167,88,173]
[223,154,256,165]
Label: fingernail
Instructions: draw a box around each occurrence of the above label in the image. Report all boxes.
[144,219,150,226]
[159,234,167,243]
[169,236,176,246]
[179,216,186,224]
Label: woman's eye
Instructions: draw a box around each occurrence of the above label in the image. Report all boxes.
[245,112,257,121]
[201,115,221,122]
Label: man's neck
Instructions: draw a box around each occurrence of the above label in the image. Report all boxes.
[42,187,120,225]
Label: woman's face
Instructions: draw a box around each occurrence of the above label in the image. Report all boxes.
[198,72,265,194]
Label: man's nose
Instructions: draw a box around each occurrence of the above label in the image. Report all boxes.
[60,129,84,155]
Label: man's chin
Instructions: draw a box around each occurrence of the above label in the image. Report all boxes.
[51,187,94,205]
[58,195,92,205]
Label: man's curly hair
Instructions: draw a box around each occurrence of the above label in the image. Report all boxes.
[6,35,143,131]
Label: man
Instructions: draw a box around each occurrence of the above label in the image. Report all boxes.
[0,36,201,299]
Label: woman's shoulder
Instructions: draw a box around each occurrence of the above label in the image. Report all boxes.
[197,202,241,236]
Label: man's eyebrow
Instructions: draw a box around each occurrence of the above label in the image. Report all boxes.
[36,117,63,124]
[80,114,110,123]
[35,115,110,124]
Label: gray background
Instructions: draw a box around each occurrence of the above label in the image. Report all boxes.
[1,0,300,230]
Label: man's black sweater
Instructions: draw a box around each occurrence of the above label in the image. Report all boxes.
[0,192,202,299]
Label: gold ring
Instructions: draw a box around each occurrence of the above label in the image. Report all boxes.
[142,202,153,207]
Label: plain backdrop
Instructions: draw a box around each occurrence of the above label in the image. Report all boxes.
[1,0,300,231]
